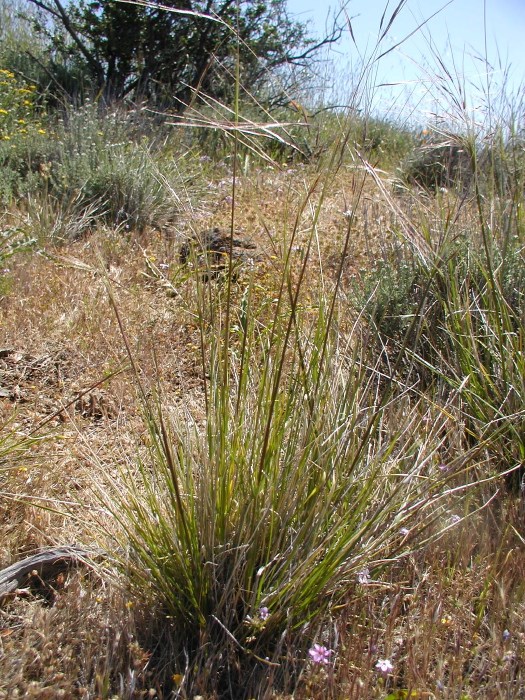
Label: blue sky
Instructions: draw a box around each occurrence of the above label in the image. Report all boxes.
[286,0,525,121]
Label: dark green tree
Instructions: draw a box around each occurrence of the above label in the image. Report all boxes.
[23,0,344,106]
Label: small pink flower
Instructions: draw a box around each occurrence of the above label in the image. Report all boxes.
[376,658,394,675]
[259,606,269,621]
[357,568,371,585]
[309,643,333,664]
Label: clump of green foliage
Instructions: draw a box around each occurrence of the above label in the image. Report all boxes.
[2,100,203,237]
[478,126,525,198]
[46,104,187,233]
[356,116,416,169]
[0,68,51,201]
[19,0,344,108]
[356,152,525,488]
[399,132,472,191]
[356,234,524,373]
[91,122,465,695]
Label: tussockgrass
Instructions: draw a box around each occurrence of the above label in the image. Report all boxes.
[92,285,466,696]
[77,5,521,697]
[86,89,479,697]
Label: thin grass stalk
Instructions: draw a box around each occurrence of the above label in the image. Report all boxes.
[253,176,321,487]
[222,0,241,392]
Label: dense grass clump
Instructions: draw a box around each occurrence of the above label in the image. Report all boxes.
[94,279,456,695]
[400,135,471,191]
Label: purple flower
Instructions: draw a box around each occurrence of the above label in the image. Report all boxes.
[357,568,371,585]
[259,606,269,621]
[308,644,333,665]
[503,629,511,642]
[375,658,393,675]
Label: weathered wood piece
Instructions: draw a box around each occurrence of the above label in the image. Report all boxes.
[0,546,95,601]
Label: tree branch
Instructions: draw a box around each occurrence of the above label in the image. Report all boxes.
[25,0,61,20]
[28,0,104,82]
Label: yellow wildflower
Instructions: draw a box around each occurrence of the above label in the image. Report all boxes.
[0,108,8,115]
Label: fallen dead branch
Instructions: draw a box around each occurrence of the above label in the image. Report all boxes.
[0,546,98,601]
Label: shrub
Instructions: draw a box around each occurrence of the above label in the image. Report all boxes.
[354,210,525,491]
[478,127,525,198]
[400,132,472,191]
[438,242,525,491]
[355,116,416,169]
[351,242,450,385]
[0,68,52,201]
[44,103,193,234]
